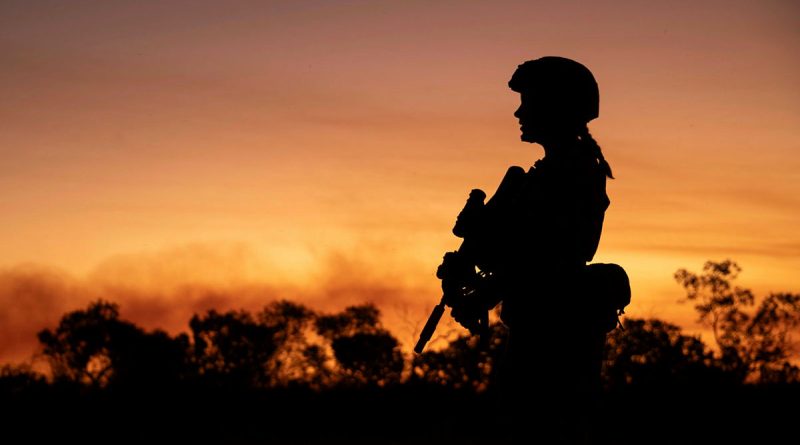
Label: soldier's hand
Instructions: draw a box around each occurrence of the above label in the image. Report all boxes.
[450,296,486,335]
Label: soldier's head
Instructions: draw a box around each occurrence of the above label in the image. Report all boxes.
[509,56,599,144]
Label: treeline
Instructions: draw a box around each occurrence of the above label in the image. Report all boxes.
[1,260,798,444]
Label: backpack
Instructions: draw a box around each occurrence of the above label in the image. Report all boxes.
[583,263,631,333]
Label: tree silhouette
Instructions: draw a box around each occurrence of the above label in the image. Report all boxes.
[257,300,331,388]
[112,328,191,390]
[675,260,800,383]
[37,301,136,387]
[6,284,798,445]
[316,304,404,386]
[603,318,724,390]
[747,292,800,383]
[189,309,277,388]
[37,300,190,389]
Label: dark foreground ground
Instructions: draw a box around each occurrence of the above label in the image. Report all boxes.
[3,383,798,444]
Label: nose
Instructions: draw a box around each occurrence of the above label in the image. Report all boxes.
[514,105,523,119]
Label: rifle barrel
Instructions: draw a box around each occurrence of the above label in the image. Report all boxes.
[414,300,446,354]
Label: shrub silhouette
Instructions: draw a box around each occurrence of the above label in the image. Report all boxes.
[0,364,47,397]
[410,323,508,391]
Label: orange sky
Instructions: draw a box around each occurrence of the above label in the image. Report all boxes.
[1,0,799,364]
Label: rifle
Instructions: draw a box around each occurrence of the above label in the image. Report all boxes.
[414,166,528,354]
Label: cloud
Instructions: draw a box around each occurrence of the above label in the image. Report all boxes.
[0,264,89,364]
[0,241,440,365]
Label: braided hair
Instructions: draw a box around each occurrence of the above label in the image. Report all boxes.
[578,126,614,179]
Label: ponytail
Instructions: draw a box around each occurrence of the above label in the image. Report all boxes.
[578,127,614,179]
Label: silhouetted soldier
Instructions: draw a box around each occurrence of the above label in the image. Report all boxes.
[448,57,616,444]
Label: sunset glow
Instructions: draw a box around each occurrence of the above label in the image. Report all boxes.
[2,0,798,364]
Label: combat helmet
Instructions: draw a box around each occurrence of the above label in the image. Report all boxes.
[508,56,599,124]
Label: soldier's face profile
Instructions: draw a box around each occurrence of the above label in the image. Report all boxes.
[515,90,584,145]
[514,91,550,144]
